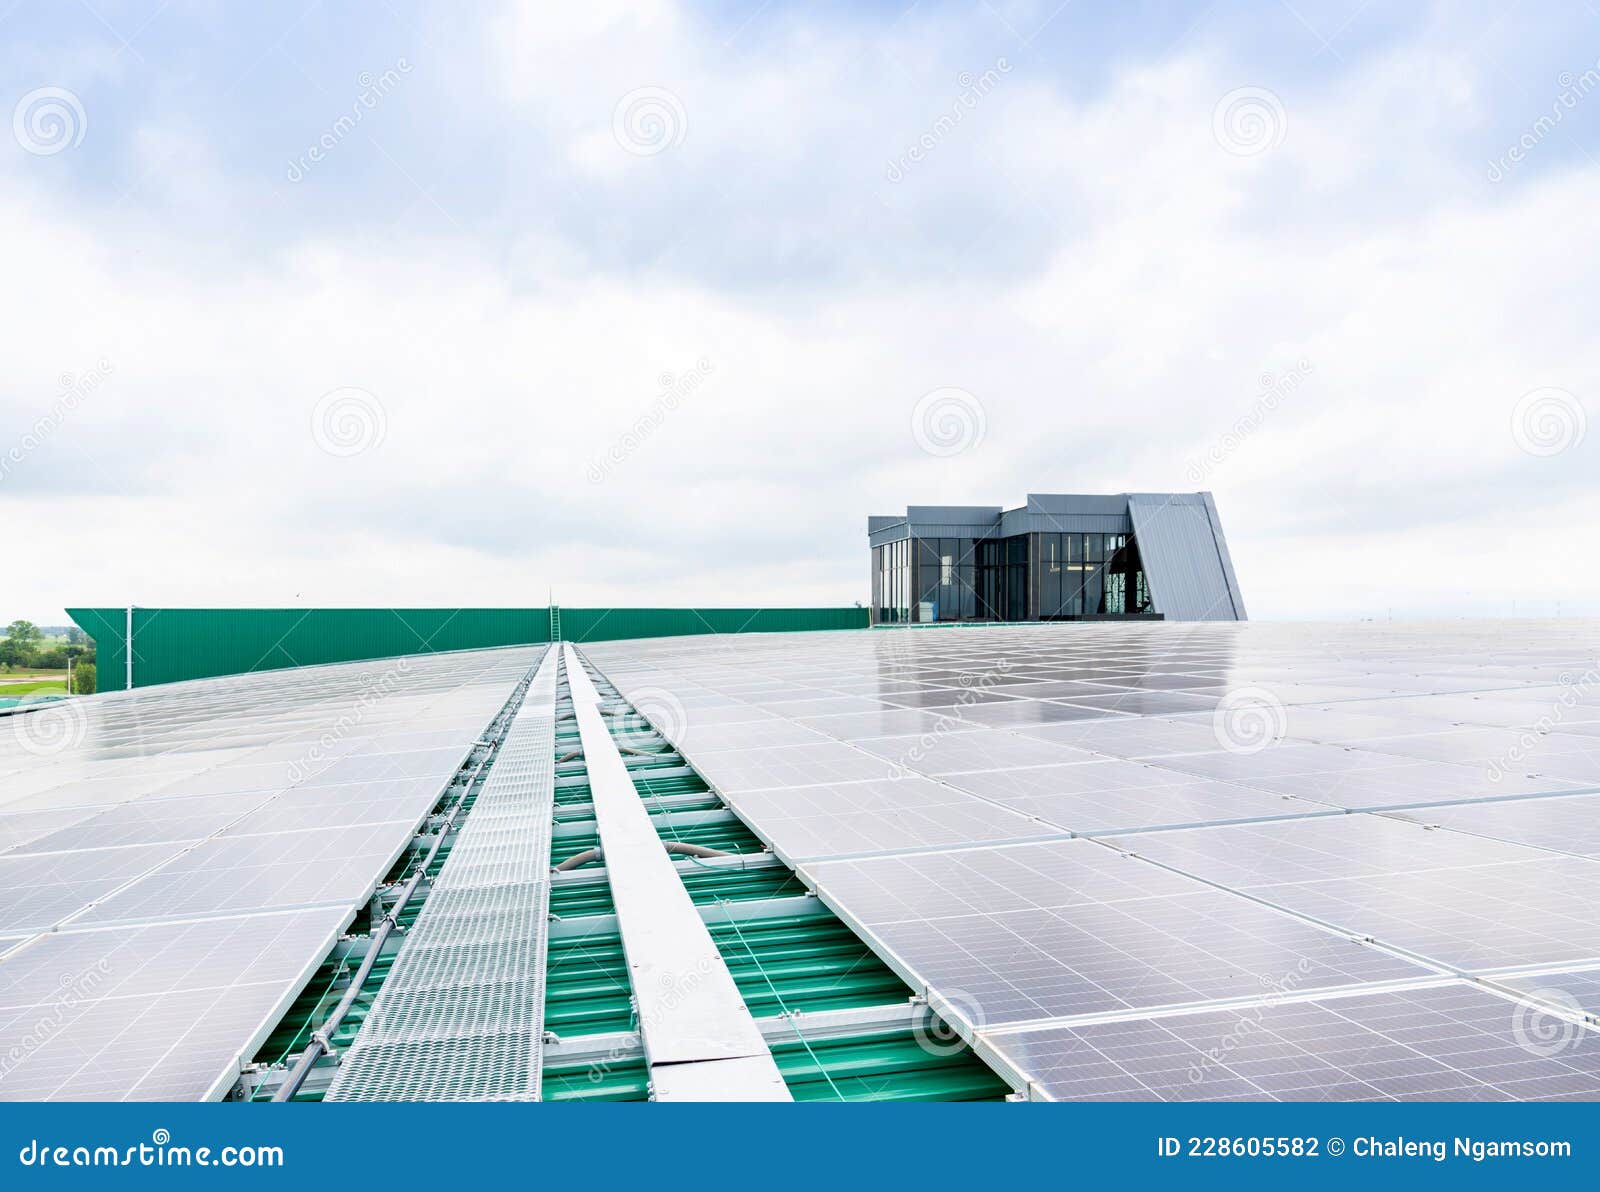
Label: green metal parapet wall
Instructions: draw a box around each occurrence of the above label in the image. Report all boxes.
[66,607,869,689]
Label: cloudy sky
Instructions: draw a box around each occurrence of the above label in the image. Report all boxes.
[2,0,1596,625]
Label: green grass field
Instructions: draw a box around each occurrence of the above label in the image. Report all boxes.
[0,678,69,696]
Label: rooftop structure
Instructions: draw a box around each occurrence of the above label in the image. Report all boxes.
[4,618,1600,1101]
[867,492,1245,624]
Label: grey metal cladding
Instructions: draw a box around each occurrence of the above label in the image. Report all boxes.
[905,505,1004,524]
[1202,491,1248,619]
[867,517,910,547]
[1003,511,1133,537]
[1127,493,1245,621]
[1026,493,1128,516]
[903,506,1004,540]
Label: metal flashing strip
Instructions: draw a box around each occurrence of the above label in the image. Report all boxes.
[326,647,559,1101]
[562,644,791,1102]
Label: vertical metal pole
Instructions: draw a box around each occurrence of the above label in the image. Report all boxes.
[66,655,73,696]
[124,605,133,690]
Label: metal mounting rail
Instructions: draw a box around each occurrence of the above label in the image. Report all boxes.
[563,643,791,1102]
[320,646,561,1102]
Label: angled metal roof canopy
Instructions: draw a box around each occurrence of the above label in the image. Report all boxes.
[1127,493,1246,621]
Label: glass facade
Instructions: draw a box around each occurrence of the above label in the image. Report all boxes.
[912,537,978,622]
[873,531,1151,624]
[871,538,913,623]
[1034,532,1149,618]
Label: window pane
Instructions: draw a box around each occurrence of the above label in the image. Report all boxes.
[1083,566,1103,614]
[1039,536,1061,616]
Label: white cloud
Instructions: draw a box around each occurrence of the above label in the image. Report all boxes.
[1,2,1596,624]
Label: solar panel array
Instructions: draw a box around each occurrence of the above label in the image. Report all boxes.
[0,646,541,1100]
[585,619,1600,1100]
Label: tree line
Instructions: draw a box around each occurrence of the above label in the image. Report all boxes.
[1,620,96,693]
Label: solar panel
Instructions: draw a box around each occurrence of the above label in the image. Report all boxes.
[0,907,349,1100]
[0,808,105,855]
[850,730,1095,776]
[1110,813,1528,888]
[583,619,1600,1100]
[952,774,1326,835]
[1495,965,1600,1015]
[728,776,1064,861]
[792,708,986,741]
[76,822,420,925]
[0,843,188,933]
[13,792,278,853]
[803,840,1433,1026]
[1118,816,1600,971]
[0,645,544,1100]
[983,982,1600,1101]
[1401,793,1600,859]
[690,741,898,794]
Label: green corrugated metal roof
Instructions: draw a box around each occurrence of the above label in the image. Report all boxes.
[66,606,869,689]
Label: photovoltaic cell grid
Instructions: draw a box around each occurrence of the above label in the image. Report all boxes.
[984,982,1600,1101]
[803,840,1435,1026]
[0,645,542,1100]
[583,619,1600,1099]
